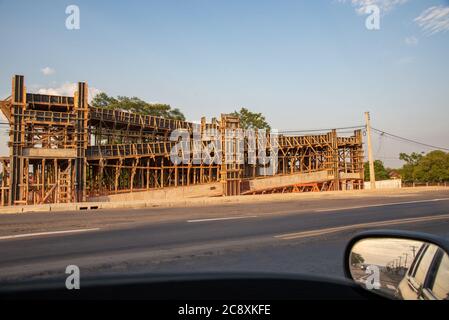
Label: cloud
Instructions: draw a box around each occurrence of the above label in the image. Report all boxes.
[414,6,449,35]
[338,0,408,15]
[41,67,55,76]
[37,82,101,102]
[404,36,418,46]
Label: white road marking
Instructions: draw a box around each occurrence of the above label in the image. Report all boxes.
[0,228,100,241]
[314,198,449,212]
[275,213,449,240]
[187,216,257,223]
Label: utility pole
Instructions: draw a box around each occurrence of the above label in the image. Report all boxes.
[365,112,376,190]
[409,245,418,258]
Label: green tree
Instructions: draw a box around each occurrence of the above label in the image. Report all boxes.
[364,160,390,181]
[351,252,365,266]
[399,151,449,183]
[168,107,186,121]
[231,107,271,130]
[414,151,449,183]
[399,152,423,166]
[399,152,422,183]
[91,93,185,121]
[91,92,117,108]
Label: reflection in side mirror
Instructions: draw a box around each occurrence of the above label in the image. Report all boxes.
[348,237,449,300]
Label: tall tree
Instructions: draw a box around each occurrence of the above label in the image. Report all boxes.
[91,93,186,121]
[399,152,423,166]
[364,160,390,181]
[351,252,365,266]
[414,151,449,183]
[399,151,449,183]
[231,107,271,130]
[399,152,423,182]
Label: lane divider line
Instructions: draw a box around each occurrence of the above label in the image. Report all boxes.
[275,213,449,240]
[314,198,449,213]
[187,216,258,223]
[0,228,101,241]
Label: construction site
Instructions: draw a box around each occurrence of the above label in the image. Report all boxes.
[0,75,365,207]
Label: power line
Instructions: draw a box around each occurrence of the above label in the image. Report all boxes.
[279,125,365,134]
[371,127,449,152]
[369,156,402,160]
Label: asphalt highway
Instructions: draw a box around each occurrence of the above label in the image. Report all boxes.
[0,189,448,285]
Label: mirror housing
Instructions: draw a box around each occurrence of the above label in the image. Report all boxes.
[344,230,449,300]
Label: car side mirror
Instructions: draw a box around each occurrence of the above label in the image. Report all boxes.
[344,230,449,300]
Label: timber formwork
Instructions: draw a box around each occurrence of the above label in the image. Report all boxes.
[0,75,364,206]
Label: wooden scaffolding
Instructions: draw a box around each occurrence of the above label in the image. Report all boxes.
[0,75,364,206]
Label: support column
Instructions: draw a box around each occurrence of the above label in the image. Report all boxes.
[9,75,26,205]
[365,112,376,190]
[74,82,89,202]
[331,129,340,191]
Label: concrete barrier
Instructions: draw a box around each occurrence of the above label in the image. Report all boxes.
[248,171,330,190]
[364,179,402,190]
[89,182,223,202]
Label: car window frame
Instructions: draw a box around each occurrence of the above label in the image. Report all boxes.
[408,244,440,294]
[422,249,447,300]
[408,244,428,278]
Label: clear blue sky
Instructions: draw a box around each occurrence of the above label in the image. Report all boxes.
[0,0,448,167]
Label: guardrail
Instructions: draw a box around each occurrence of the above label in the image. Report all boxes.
[87,141,178,159]
[89,107,198,132]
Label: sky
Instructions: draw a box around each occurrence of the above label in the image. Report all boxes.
[352,238,423,267]
[0,0,448,167]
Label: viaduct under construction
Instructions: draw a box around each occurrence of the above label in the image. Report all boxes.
[0,75,364,206]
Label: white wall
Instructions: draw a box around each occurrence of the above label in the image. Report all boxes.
[364,179,402,190]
